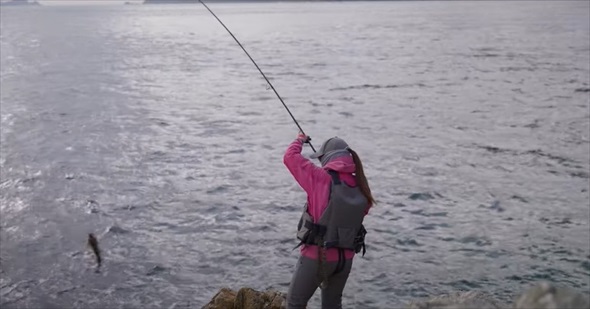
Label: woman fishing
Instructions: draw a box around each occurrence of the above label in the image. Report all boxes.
[196,4,374,306]
[283,133,375,309]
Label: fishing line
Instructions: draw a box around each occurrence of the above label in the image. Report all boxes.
[198,0,316,152]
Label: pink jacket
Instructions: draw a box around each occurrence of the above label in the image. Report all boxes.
[283,139,371,262]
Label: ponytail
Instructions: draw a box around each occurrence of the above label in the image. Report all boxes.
[348,148,376,206]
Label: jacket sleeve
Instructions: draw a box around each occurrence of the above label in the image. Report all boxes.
[283,139,325,196]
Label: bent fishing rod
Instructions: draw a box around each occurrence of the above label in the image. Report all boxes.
[198,0,316,152]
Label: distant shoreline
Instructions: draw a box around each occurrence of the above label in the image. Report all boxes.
[0,0,423,6]
[142,0,410,4]
[0,0,40,6]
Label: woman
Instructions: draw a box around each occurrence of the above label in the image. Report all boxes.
[283,133,375,309]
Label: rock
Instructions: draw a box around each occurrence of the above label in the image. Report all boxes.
[204,282,588,309]
[202,287,286,309]
[202,287,236,309]
[404,282,589,309]
[406,291,503,309]
[514,282,589,309]
[235,287,286,309]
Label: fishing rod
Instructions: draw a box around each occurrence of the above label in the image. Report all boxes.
[198,0,316,152]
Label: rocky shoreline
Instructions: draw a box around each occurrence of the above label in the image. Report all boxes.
[202,282,589,309]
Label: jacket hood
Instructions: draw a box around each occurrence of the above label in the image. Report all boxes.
[322,155,355,174]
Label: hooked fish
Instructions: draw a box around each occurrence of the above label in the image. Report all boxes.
[87,233,101,269]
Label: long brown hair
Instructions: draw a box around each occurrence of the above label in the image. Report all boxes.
[348,148,376,206]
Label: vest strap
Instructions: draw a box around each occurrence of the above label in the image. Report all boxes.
[355,224,368,257]
[305,220,327,237]
[292,219,328,251]
[327,170,341,185]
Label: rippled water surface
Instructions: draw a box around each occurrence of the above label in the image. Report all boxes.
[1,1,589,308]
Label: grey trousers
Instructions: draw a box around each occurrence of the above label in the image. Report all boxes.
[286,255,354,309]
